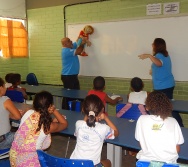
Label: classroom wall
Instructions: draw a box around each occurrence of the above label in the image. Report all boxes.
[26,0,188,126]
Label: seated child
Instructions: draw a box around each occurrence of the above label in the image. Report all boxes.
[88,76,123,113]
[8,73,28,100]
[70,94,118,167]
[116,77,148,118]
[0,77,21,149]
[10,91,68,166]
[5,73,14,88]
[135,91,184,163]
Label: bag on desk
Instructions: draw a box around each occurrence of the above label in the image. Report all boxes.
[68,100,81,112]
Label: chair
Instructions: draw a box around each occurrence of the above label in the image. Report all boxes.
[26,73,39,86]
[37,150,94,167]
[0,148,10,160]
[136,160,183,167]
[5,90,24,103]
[116,103,142,120]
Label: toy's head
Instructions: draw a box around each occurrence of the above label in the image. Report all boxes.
[83,25,94,35]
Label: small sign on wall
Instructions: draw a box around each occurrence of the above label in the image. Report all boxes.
[163,2,179,15]
[146,3,162,15]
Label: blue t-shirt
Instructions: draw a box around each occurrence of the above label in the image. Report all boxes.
[151,53,175,90]
[61,42,80,75]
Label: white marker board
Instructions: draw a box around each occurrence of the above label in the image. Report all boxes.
[68,16,188,81]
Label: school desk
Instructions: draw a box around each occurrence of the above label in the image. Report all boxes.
[21,84,188,113]
[13,103,188,167]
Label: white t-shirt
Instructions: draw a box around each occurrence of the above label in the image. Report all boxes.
[128,91,147,105]
[135,115,184,163]
[70,120,115,165]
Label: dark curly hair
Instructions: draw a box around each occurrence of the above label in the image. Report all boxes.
[33,91,53,133]
[145,91,172,120]
[130,77,144,92]
[82,94,104,127]
[93,76,105,90]
[153,38,168,57]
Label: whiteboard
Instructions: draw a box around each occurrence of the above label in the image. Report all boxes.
[68,16,188,81]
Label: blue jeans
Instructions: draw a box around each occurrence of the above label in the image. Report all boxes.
[0,132,15,149]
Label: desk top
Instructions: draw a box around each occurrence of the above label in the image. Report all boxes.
[58,109,188,160]
[21,84,188,113]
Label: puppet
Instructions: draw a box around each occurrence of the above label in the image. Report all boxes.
[77,25,94,56]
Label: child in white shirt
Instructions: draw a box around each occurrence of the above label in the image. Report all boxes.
[70,94,119,167]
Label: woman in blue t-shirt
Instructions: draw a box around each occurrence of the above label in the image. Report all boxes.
[138,38,184,127]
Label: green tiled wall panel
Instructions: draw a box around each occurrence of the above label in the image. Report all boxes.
[27,1,188,127]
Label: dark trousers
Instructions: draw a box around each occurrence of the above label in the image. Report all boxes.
[155,86,184,127]
[61,75,80,110]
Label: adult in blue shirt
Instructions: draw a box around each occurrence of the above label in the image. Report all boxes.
[61,37,85,109]
[138,38,184,127]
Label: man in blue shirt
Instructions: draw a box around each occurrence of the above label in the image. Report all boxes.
[61,37,85,109]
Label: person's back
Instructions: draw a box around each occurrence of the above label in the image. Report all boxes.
[88,76,122,108]
[135,91,184,163]
[0,77,21,149]
[70,94,118,167]
[10,91,68,166]
[117,77,147,117]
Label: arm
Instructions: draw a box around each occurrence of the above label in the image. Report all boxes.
[100,113,119,137]
[138,54,162,67]
[47,106,68,134]
[176,145,180,153]
[4,99,21,120]
[105,94,123,105]
[75,44,85,55]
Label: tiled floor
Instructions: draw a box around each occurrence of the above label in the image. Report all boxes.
[47,133,137,167]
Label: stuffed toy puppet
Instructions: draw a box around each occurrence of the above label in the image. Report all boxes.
[77,25,94,56]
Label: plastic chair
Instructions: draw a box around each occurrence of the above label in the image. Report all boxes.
[37,150,94,167]
[26,73,39,86]
[0,148,10,160]
[5,90,24,103]
[116,103,142,120]
[136,160,184,167]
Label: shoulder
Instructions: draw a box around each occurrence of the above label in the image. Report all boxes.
[1,96,10,101]
[155,53,165,59]
[76,120,85,126]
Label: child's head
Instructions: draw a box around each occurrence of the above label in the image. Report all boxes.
[5,73,14,83]
[130,77,144,92]
[93,76,105,91]
[83,25,94,35]
[145,90,172,120]
[82,94,104,127]
[11,73,21,86]
[33,91,53,132]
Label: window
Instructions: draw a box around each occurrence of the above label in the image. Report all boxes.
[0,18,28,58]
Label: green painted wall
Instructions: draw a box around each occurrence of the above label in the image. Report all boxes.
[27,0,188,126]
[0,57,28,81]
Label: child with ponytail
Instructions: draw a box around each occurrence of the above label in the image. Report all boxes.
[70,94,118,167]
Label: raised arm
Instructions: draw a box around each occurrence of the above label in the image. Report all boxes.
[105,94,123,105]
[138,54,162,67]
[4,99,21,120]
[100,113,119,137]
[47,105,68,134]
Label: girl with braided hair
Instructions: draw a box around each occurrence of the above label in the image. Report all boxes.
[10,91,68,167]
[70,94,118,167]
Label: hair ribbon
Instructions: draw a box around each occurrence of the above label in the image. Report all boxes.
[89,111,95,116]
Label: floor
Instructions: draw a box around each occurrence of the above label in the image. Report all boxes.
[47,133,137,167]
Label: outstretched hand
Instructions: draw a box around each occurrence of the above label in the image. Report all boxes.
[138,54,151,60]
